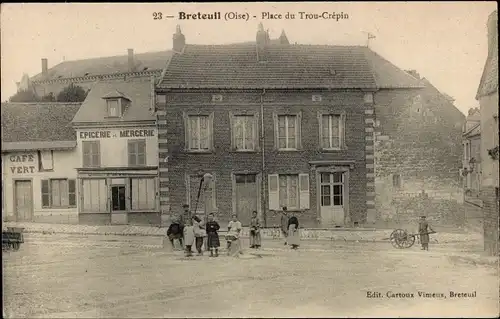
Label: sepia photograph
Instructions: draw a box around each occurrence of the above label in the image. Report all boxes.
[1,2,499,318]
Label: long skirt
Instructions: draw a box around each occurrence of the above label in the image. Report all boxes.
[250,230,261,247]
[207,232,220,248]
[287,224,300,246]
[420,233,430,245]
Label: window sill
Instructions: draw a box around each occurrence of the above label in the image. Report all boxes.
[42,206,77,209]
[230,150,259,154]
[320,148,346,152]
[39,169,55,172]
[104,116,122,119]
[184,150,214,154]
[277,149,301,152]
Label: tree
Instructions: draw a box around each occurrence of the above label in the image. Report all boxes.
[9,89,40,102]
[56,83,88,102]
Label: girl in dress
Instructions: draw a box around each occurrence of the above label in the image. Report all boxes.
[205,213,221,257]
[249,211,262,249]
[287,212,300,250]
[183,218,195,257]
[226,214,242,256]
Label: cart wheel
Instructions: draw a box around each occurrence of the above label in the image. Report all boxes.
[11,242,20,251]
[404,235,416,248]
[390,229,408,249]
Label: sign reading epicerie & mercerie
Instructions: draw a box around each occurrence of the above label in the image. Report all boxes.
[79,129,155,139]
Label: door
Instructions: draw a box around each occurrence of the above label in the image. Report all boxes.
[14,180,33,221]
[111,185,126,212]
[320,172,345,227]
[235,174,257,226]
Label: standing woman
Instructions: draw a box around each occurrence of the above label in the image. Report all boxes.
[287,212,300,250]
[249,211,262,249]
[280,207,289,245]
[206,213,221,257]
[226,214,243,256]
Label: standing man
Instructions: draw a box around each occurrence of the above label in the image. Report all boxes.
[280,207,290,246]
[418,216,434,251]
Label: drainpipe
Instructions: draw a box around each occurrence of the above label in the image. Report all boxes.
[261,89,266,227]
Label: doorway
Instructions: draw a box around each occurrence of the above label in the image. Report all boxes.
[14,180,33,221]
[319,172,345,227]
[234,174,258,226]
[111,185,126,212]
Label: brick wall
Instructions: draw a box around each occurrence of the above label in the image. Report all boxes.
[482,186,499,256]
[158,89,368,227]
[373,87,465,223]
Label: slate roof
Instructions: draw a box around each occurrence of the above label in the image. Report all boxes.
[158,44,422,89]
[1,102,80,148]
[477,11,498,99]
[31,50,173,82]
[72,80,155,124]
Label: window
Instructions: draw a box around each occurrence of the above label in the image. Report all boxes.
[276,115,299,150]
[186,115,212,151]
[38,150,54,171]
[128,139,146,166]
[188,174,217,213]
[131,178,156,210]
[41,179,76,208]
[320,172,344,206]
[392,174,401,188]
[82,179,107,212]
[82,141,100,167]
[232,115,257,151]
[107,99,120,117]
[320,114,346,149]
[268,174,309,210]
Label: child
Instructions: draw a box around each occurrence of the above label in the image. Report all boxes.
[249,211,262,249]
[205,213,221,257]
[183,218,195,257]
[193,215,207,256]
[226,214,242,256]
[287,212,300,250]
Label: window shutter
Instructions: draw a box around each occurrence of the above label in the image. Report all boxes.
[317,112,324,149]
[272,113,279,150]
[68,179,76,206]
[296,113,302,149]
[209,113,215,151]
[299,173,310,209]
[229,113,235,151]
[268,174,279,210]
[41,180,50,208]
[340,113,346,148]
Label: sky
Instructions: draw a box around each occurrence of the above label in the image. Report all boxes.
[1,2,497,114]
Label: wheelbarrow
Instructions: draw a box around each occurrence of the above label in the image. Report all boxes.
[384,229,436,249]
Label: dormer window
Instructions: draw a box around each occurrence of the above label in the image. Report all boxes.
[107,99,120,117]
[102,90,130,118]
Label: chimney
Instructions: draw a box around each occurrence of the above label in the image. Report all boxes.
[172,25,186,52]
[487,11,498,56]
[42,58,48,77]
[406,69,420,80]
[127,48,135,72]
[256,23,269,62]
[279,29,289,45]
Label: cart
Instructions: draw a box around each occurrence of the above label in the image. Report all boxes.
[2,227,25,251]
[386,229,436,249]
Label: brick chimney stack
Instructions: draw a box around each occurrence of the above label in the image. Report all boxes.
[279,29,289,45]
[128,48,135,72]
[172,25,186,53]
[406,69,420,80]
[256,23,269,62]
[42,58,48,77]
[487,10,498,56]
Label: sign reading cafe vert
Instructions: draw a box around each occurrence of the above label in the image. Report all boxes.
[79,129,155,139]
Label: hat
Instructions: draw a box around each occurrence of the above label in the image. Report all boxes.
[282,206,288,211]
[182,204,189,208]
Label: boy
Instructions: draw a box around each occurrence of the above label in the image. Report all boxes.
[206,213,221,257]
[183,218,195,257]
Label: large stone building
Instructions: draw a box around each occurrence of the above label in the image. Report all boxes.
[154,24,424,227]
[476,10,499,256]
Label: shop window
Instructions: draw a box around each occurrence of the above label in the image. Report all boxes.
[130,178,156,210]
[81,179,107,212]
[41,179,76,208]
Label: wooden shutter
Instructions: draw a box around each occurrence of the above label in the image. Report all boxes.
[68,179,76,207]
[340,113,346,149]
[41,180,50,208]
[268,174,279,210]
[299,173,310,209]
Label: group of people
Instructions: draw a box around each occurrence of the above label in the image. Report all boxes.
[166,204,301,257]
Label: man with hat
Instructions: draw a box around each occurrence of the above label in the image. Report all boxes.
[418,215,434,251]
[280,207,290,246]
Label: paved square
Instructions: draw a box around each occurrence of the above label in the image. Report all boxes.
[3,234,499,318]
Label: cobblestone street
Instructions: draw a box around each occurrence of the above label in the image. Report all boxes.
[3,233,499,318]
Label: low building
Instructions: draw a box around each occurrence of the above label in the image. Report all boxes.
[476,10,499,256]
[71,78,159,225]
[155,24,422,227]
[1,102,81,223]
